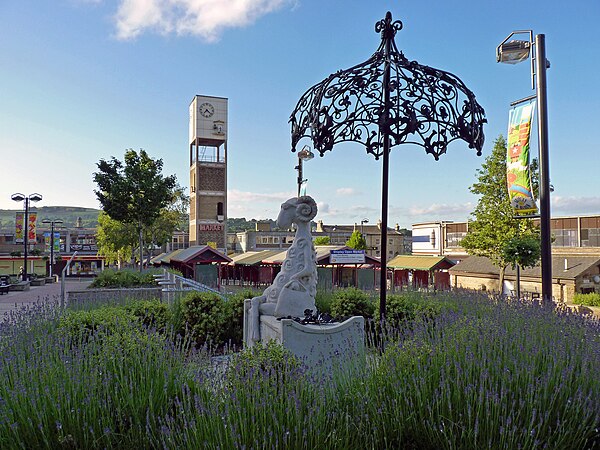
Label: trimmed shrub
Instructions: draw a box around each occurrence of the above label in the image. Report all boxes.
[223,289,259,347]
[58,306,135,339]
[89,269,160,288]
[573,292,600,307]
[315,289,334,314]
[126,299,171,331]
[330,287,375,319]
[179,291,228,347]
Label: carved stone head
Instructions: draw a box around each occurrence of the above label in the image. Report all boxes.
[276,196,318,229]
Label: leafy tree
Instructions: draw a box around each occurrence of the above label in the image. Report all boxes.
[502,234,542,270]
[96,187,188,268]
[93,149,177,271]
[460,135,540,288]
[96,212,136,267]
[346,230,367,250]
[145,185,189,255]
[314,236,331,245]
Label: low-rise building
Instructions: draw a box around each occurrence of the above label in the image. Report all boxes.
[414,214,600,301]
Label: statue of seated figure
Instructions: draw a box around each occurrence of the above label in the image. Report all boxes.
[248,196,318,343]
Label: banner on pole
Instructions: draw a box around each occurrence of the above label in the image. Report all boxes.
[44,232,61,253]
[28,213,37,243]
[507,101,537,215]
[15,213,24,243]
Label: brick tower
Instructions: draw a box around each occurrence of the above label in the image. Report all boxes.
[189,95,228,251]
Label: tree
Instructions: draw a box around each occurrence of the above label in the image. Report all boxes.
[460,135,540,289]
[346,230,367,250]
[94,149,177,271]
[95,211,136,267]
[314,236,331,245]
[144,185,189,260]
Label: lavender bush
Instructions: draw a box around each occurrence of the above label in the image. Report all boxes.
[0,291,598,448]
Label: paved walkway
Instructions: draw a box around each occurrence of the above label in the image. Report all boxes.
[0,278,93,318]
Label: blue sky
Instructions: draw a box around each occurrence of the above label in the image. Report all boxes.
[1,0,599,228]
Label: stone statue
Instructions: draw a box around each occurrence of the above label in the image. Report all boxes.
[248,196,318,343]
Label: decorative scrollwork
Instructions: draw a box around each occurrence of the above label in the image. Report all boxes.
[290,11,486,161]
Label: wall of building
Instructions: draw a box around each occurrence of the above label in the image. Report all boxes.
[451,273,576,303]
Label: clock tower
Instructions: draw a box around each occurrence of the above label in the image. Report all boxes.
[189,95,228,251]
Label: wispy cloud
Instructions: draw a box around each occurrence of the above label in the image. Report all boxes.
[113,0,291,41]
[552,196,600,214]
[227,189,293,219]
[336,187,359,196]
[407,202,474,218]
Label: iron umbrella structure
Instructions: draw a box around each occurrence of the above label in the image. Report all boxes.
[290,11,486,319]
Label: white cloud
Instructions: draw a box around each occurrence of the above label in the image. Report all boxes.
[408,202,474,218]
[113,0,291,41]
[336,187,359,196]
[552,196,600,215]
[227,189,293,219]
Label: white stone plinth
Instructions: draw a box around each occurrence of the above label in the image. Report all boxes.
[254,315,365,371]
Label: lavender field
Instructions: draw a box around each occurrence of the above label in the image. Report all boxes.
[0,291,598,449]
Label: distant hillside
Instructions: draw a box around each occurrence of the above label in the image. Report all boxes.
[0,206,101,229]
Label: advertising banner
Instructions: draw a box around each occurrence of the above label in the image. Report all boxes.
[28,212,37,243]
[44,232,61,253]
[15,212,24,243]
[507,101,537,215]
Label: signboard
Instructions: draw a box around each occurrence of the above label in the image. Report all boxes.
[44,232,61,253]
[199,223,224,232]
[15,212,37,243]
[330,249,366,264]
[15,212,24,243]
[507,100,537,215]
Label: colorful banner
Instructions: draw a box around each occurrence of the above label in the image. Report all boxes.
[507,101,537,215]
[28,212,37,243]
[15,213,24,243]
[44,232,61,253]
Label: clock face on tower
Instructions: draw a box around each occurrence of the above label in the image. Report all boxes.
[199,102,215,118]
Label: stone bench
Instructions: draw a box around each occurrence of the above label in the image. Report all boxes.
[30,278,46,286]
[9,281,30,291]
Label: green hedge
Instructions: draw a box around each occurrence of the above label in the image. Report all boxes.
[89,269,159,288]
[330,287,375,319]
[573,292,600,307]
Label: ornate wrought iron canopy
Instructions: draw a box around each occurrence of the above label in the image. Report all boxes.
[290,11,486,160]
[289,11,486,320]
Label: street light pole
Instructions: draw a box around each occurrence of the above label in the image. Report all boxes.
[361,218,369,235]
[11,193,43,281]
[295,145,314,197]
[42,218,63,278]
[535,34,552,303]
[497,31,552,302]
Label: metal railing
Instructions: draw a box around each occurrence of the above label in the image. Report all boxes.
[154,269,227,303]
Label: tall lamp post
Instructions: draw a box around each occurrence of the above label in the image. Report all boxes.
[497,31,552,302]
[11,193,43,281]
[295,145,315,197]
[42,218,63,278]
[360,218,369,235]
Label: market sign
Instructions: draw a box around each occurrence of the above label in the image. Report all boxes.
[330,249,366,264]
[199,223,224,231]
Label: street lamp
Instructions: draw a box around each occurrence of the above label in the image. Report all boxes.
[11,192,43,281]
[42,218,63,278]
[497,31,552,302]
[360,218,369,235]
[295,145,314,197]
